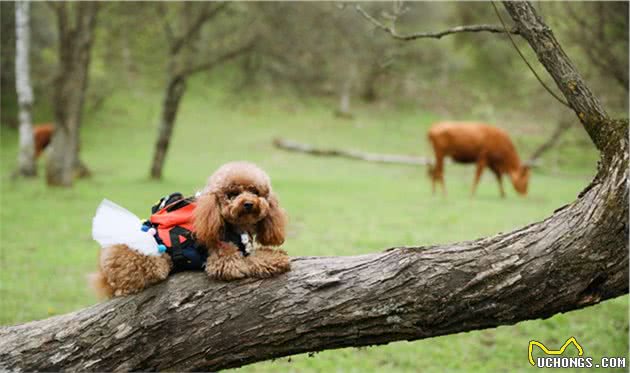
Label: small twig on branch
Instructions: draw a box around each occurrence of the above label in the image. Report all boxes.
[354,2,570,110]
[181,40,255,76]
[273,138,432,166]
[170,2,229,55]
[355,5,519,40]
[156,3,175,45]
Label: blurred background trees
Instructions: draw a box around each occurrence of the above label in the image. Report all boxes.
[149,2,254,179]
[563,1,628,93]
[1,1,627,182]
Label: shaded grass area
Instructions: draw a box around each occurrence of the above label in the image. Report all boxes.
[0,81,626,372]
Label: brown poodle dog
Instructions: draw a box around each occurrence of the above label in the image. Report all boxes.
[91,162,290,297]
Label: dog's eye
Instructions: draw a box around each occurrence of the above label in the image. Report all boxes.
[226,191,239,199]
[248,188,259,196]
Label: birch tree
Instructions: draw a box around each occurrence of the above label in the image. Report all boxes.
[14,1,36,177]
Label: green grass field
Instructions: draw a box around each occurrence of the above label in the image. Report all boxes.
[1,80,627,372]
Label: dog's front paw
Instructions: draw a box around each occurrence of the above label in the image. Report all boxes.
[246,247,290,278]
[205,245,252,280]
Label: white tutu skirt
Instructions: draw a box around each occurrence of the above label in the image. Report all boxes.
[92,199,161,256]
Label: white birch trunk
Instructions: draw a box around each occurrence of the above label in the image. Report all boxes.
[15,1,36,177]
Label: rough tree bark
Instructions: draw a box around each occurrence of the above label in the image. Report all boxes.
[0,2,627,371]
[14,0,36,177]
[45,2,98,186]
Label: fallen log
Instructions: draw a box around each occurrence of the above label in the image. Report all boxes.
[273,138,433,166]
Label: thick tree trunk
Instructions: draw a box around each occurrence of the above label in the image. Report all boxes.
[150,74,186,179]
[14,1,36,177]
[0,134,627,370]
[46,126,77,186]
[46,3,98,186]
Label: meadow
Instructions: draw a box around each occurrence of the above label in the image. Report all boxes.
[0,80,627,372]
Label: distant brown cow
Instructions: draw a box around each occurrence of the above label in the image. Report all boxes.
[427,122,530,197]
[33,123,54,158]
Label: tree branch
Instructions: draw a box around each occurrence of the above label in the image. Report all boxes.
[501,1,611,150]
[490,1,571,109]
[526,118,573,164]
[0,134,627,370]
[156,3,175,46]
[180,40,254,77]
[170,2,228,55]
[357,1,619,151]
[355,5,519,40]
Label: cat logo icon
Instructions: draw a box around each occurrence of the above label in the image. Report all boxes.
[528,337,584,366]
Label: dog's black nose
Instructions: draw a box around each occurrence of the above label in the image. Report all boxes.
[243,202,254,211]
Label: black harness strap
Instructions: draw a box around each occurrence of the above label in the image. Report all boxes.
[222,223,251,257]
[167,225,194,269]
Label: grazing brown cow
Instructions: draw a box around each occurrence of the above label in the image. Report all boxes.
[427,122,530,197]
[33,123,54,158]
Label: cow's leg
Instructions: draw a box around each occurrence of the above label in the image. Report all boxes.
[428,165,437,195]
[434,152,446,197]
[428,134,447,197]
[471,158,486,196]
[493,169,506,198]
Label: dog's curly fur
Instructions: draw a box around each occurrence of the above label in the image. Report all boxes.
[91,162,290,297]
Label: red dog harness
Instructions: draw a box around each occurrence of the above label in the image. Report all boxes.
[144,194,207,272]
[145,193,251,272]
[150,198,196,249]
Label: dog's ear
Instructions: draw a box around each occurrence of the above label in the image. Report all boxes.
[193,193,222,247]
[256,193,287,246]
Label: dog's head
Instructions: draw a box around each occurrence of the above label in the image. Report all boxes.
[193,161,286,248]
